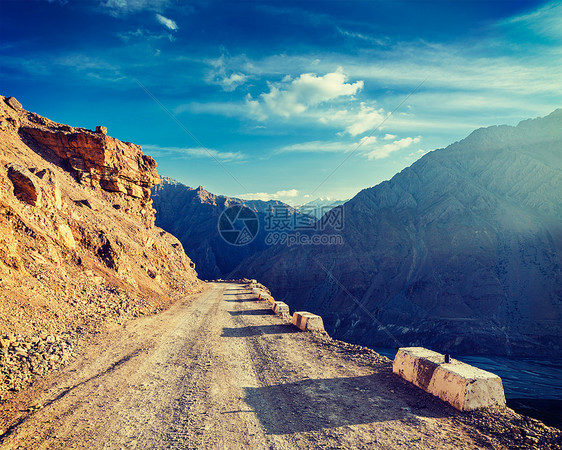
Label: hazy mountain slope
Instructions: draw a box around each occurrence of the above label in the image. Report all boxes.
[240,109,562,357]
[296,198,348,219]
[152,177,302,279]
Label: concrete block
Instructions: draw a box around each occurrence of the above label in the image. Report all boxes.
[272,301,290,319]
[291,312,325,332]
[393,347,506,411]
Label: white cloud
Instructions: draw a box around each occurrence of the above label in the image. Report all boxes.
[248,68,363,119]
[155,14,178,31]
[241,189,299,201]
[142,145,245,162]
[383,134,396,140]
[100,0,171,15]
[205,55,248,91]
[364,136,421,160]
[344,102,386,136]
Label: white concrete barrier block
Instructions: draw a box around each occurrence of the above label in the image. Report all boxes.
[393,347,506,411]
[291,312,325,332]
[272,301,290,319]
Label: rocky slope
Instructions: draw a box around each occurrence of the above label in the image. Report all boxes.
[152,177,303,280]
[0,96,202,399]
[240,109,562,357]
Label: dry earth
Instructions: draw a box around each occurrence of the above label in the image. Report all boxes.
[0,283,560,449]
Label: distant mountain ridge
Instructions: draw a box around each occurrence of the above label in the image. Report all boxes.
[238,109,562,357]
[152,177,302,279]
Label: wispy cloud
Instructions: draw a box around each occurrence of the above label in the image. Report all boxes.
[277,141,352,154]
[336,27,390,46]
[155,13,178,31]
[205,54,248,91]
[239,189,299,202]
[276,135,421,161]
[143,144,245,162]
[498,1,562,40]
[364,136,421,160]
[99,0,171,16]
[117,27,174,42]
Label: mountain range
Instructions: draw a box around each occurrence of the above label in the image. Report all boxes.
[234,110,562,357]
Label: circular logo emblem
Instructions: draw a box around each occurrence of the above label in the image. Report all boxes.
[218,205,259,246]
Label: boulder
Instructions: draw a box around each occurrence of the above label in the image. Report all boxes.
[36,168,62,209]
[7,164,41,206]
[95,126,107,135]
[56,223,76,249]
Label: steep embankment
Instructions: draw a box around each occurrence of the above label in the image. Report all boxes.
[241,110,562,357]
[0,96,202,399]
[152,177,301,280]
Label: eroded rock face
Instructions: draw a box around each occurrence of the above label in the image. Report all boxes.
[4,101,160,227]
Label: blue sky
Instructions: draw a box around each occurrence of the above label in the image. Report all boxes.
[1,0,561,205]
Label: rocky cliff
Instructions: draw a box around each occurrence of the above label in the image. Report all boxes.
[0,96,202,398]
[152,177,302,280]
[240,110,562,357]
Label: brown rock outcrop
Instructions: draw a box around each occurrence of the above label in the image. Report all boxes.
[12,104,160,227]
[6,164,41,206]
[0,94,203,400]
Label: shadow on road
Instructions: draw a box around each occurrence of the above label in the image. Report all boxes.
[221,324,298,338]
[243,373,457,435]
[224,297,258,302]
[228,309,274,317]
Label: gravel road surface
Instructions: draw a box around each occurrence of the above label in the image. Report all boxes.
[1,283,555,449]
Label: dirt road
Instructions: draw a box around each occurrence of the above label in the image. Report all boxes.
[0,283,551,449]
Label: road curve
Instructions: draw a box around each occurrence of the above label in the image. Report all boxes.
[0,283,509,449]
